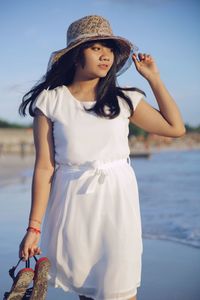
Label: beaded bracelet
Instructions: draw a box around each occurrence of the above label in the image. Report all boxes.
[26,226,41,234]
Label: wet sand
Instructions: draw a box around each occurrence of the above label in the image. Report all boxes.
[0,156,200,300]
[0,154,34,187]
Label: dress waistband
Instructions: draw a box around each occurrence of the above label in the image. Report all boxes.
[55,157,131,195]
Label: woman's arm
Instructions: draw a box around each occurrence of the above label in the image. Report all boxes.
[29,111,55,228]
[19,110,55,260]
[129,53,186,137]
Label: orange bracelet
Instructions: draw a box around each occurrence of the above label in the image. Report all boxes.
[26,226,41,234]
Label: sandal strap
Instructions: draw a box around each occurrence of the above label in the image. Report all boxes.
[33,255,38,262]
[8,256,38,281]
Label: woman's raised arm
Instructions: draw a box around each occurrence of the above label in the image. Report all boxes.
[129,53,185,137]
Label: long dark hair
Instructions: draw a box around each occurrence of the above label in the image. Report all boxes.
[19,39,145,119]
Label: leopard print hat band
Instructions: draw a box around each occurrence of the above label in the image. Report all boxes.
[47,15,138,75]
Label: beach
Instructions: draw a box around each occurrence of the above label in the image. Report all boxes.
[0,154,34,187]
[0,154,200,300]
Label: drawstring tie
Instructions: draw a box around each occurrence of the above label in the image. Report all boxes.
[55,157,131,195]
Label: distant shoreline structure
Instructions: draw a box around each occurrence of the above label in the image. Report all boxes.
[0,128,199,157]
[130,152,151,159]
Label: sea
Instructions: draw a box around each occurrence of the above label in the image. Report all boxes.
[131,149,200,249]
[1,149,199,251]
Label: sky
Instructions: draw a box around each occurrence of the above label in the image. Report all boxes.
[0,0,199,126]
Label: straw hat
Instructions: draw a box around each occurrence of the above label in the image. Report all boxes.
[47,15,138,75]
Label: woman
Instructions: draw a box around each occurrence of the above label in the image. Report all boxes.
[19,15,185,300]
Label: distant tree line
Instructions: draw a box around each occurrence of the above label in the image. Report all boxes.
[129,123,200,136]
[0,118,199,135]
[185,123,200,133]
[0,118,148,136]
[0,119,32,129]
[129,123,148,137]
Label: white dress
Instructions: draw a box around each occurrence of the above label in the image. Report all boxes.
[33,85,143,300]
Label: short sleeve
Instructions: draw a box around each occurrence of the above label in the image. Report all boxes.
[125,90,143,111]
[32,89,57,121]
[118,89,144,118]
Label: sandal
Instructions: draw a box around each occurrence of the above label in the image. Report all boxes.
[29,256,51,300]
[4,258,34,300]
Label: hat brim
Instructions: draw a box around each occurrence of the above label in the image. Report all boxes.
[47,35,138,75]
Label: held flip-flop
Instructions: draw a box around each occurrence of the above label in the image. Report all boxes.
[4,258,34,300]
[29,256,51,300]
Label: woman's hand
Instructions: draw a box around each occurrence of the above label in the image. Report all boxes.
[132,53,160,81]
[19,231,42,261]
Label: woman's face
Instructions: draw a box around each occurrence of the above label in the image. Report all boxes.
[76,42,115,80]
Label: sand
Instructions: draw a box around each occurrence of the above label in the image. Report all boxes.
[138,239,200,300]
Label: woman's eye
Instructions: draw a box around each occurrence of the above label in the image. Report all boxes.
[92,47,101,51]
[91,45,114,53]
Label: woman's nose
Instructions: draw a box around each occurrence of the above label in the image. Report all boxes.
[100,48,112,61]
[100,55,109,61]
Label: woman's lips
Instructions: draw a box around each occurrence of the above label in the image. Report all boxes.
[98,64,109,69]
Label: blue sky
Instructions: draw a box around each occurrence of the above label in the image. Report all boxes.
[0,0,199,125]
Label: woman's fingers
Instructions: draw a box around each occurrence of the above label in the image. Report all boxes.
[132,52,154,68]
[138,53,144,60]
[19,243,41,260]
[138,53,152,61]
[132,53,147,70]
[36,247,42,255]
[132,53,140,68]
[26,245,40,258]
[20,247,39,260]
[21,245,29,261]
[19,232,41,260]
[30,246,41,256]
[29,249,35,257]
[33,247,42,256]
